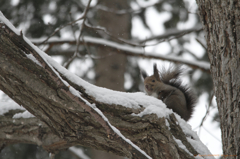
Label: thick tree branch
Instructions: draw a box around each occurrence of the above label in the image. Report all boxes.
[0,23,150,158]
[0,21,212,158]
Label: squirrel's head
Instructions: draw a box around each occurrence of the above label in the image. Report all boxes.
[141,64,164,95]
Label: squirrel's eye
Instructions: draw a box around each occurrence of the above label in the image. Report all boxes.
[152,80,155,82]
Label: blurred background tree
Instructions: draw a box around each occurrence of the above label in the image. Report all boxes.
[0,0,220,158]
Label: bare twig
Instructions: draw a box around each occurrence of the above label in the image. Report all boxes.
[63,52,77,68]
[75,0,92,55]
[84,21,197,47]
[84,22,202,48]
[39,20,82,45]
[84,22,140,47]
[195,38,207,50]
[198,92,215,128]
[139,24,203,44]
[184,48,200,60]
[68,13,77,41]
[39,0,92,45]
[63,0,92,68]
[202,126,221,142]
[83,23,203,48]
[195,92,215,136]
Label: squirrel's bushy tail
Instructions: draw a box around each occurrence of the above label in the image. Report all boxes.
[158,65,197,119]
[158,64,183,83]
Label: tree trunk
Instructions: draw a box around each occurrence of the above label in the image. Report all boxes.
[94,0,130,91]
[93,1,130,157]
[196,0,240,158]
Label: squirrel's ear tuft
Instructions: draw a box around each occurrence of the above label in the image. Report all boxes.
[141,70,148,79]
[153,64,161,81]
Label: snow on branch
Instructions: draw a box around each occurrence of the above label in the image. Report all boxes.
[30,36,210,73]
[0,12,214,159]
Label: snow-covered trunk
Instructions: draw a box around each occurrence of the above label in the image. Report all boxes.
[196,0,240,158]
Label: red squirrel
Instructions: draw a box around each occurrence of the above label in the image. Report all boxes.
[142,64,196,121]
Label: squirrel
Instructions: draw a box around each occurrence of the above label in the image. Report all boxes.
[141,64,197,121]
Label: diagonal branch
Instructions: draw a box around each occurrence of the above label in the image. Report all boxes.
[0,23,151,158]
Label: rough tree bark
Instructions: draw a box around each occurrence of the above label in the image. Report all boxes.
[0,22,208,158]
[0,114,66,152]
[196,0,240,158]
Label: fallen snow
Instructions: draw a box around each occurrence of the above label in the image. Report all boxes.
[13,110,35,118]
[175,116,215,159]
[132,104,173,118]
[68,83,153,158]
[26,54,42,66]
[165,119,170,129]
[41,51,168,110]
[0,101,35,118]
[95,106,152,159]
[187,137,215,159]
[173,136,193,156]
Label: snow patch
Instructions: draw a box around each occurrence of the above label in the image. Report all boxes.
[165,119,170,129]
[175,116,214,159]
[92,105,152,159]
[187,138,215,159]
[26,54,42,66]
[173,136,193,156]
[0,101,25,115]
[13,110,35,118]
[132,104,172,118]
